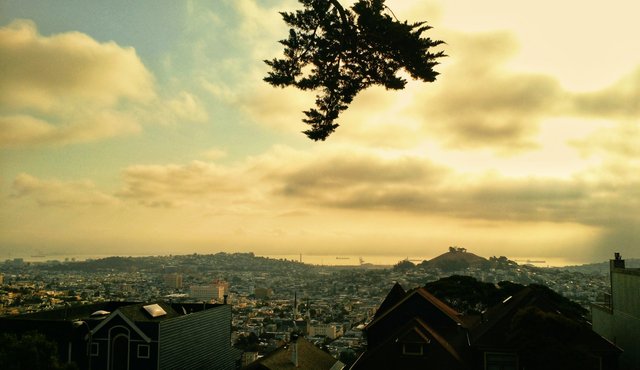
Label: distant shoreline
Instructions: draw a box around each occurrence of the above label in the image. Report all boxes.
[0,252,599,268]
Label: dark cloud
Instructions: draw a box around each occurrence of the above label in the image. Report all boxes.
[407,31,639,154]
[273,153,450,209]
[269,150,639,261]
[414,31,565,150]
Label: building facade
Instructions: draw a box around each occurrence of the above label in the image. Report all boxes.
[163,273,183,289]
[592,253,640,370]
[308,323,338,339]
[190,280,228,302]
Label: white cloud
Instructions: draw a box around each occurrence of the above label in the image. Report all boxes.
[0,20,208,147]
[0,20,155,111]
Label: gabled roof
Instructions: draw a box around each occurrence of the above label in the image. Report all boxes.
[351,317,467,370]
[244,337,342,370]
[367,287,464,330]
[399,317,463,362]
[90,310,152,343]
[373,282,406,319]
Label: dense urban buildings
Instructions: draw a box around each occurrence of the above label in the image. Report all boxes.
[1,250,638,369]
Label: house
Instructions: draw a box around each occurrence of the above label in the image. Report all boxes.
[351,283,471,370]
[592,253,640,370]
[243,334,344,370]
[351,282,621,370]
[0,301,240,370]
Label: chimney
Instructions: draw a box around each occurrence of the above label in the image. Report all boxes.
[290,333,299,367]
[609,252,625,311]
[611,252,625,270]
[223,294,228,304]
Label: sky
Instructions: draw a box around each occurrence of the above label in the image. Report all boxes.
[1,0,639,264]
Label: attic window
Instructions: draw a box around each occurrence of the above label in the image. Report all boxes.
[143,304,167,318]
[402,343,424,356]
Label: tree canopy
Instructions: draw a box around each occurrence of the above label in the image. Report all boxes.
[264,0,444,140]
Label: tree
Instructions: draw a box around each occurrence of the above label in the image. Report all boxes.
[392,259,415,271]
[0,332,78,370]
[265,0,444,140]
[424,275,521,314]
[509,307,598,370]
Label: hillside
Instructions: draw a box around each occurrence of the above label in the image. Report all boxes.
[554,258,640,275]
[419,247,490,272]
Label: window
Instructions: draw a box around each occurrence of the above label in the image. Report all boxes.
[90,343,99,356]
[137,344,150,359]
[402,343,423,356]
[485,352,517,370]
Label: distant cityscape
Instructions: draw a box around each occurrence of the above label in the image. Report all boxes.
[1,249,638,369]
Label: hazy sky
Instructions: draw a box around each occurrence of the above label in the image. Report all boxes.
[1,0,638,263]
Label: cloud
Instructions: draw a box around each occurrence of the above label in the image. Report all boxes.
[156,91,209,125]
[0,20,208,147]
[6,142,639,260]
[407,31,564,150]
[572,121,640,159]
[238,82,316,134]
[244,29,566,149]
[0,20,153,147]
[261,145,639,259]
[0,115,55,145]
[117,161,252,208]
[10,173,118,207]
[260,146,639,239]
[272,151,450,209]
[571,66,640,119]
[0,20,155,110]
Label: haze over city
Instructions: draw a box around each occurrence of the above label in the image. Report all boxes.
[1,0,639,264]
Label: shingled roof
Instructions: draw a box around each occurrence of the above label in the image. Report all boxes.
[243,337,343,370]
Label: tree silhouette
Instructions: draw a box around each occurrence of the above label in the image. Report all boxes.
[0,332,78,370]
[265,0,444,140]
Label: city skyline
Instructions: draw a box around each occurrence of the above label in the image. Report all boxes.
[1,0,639,263]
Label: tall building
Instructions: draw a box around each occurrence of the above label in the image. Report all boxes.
[592,253,640,370]
[213,279,229,295]
[163,273,183,289]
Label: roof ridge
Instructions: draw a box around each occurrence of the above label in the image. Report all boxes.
[367,287,463,330]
